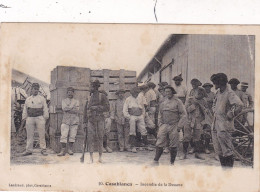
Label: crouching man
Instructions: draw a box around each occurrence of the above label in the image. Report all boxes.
[22,83,49,156]
[152,86,187,165]
[58,87,80,156]
[210,73,243,168]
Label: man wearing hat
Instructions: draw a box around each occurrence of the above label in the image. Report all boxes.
[123,87,148,153]
[185,78,202,154]
[228,78,244,101]
[85,80,110,163]
[172,74,188,104]
[240,82,254,109]
[211,73,243,168]
[202,83,215,112]
[152,85,187,165]
[57,87,80,156]
[21,83,49,156]
[157,82,168,103]
[114,89,130,152]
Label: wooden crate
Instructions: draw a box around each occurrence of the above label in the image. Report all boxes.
[49,66,136,152]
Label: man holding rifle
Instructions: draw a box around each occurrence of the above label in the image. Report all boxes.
[83,80,110,163]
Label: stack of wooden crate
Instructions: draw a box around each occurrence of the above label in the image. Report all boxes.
[49,66,136,153]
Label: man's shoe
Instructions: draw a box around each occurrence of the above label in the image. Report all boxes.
[41,149,48,156]
[132,147,137,153]
[105,147,112,153]
[195,153,205,160]
[188,148,195,154]
[68,143,74,155]
[163,148,169,154]
[179,153,187,160]
[151,160,159,166]
[119,148,124,152]
[103,147,107,153]
[147,146,154,151]
[205,149,210,154]
[57,148,66,156]
[126,148,132,152]
[22,151,32,156]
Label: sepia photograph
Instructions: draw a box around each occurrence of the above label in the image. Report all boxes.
[0,23,259,192]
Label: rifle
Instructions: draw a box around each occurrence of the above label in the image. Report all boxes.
[80,123,88,163]
[80,99,89,163]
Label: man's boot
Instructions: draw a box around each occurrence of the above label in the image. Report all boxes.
[90,152,94,163]
[225,155,234,168]
[41,149,48,156]
[204,138,210,154]
[98,152,103,163]
[152,147,163,165]
[170,147,178,165]
[130,135,137,153]
[188,140,195,154]
[219,155,225,166]
[68,142,74,155]
[57,143,66,156]
[194,142,205,160]
[105,139,112,153]
[143,135,153,151]
[180,142,189,160]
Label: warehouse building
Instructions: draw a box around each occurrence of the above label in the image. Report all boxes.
[137,34,255,95]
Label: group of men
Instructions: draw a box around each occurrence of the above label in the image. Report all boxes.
[20,72,253,168]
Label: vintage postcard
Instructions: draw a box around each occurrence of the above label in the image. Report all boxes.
[0,23,259,192]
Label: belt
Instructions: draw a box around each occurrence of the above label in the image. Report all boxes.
[128,107,143,116]
[27,107,43,117]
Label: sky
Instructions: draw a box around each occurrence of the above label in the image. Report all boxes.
[1,23,170,84]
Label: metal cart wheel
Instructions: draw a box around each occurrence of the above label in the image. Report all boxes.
[232,109,254,166]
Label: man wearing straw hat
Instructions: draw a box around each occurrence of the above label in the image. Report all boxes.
[172,74,187,104]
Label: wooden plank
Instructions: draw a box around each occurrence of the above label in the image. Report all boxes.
[57,66,70,81]
[124,77,136,83]
[119,69,125,89]
[91,70,104,77]
[103,69,110,94]
[90,77,104,83]
[124,71,136,77]
[108,92,118,100]
[109,70,120,77]
[108,84,120,91]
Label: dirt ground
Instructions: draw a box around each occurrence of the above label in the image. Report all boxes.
[11,146,247,168]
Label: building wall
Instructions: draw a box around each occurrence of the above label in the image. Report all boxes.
[149,35,254,95]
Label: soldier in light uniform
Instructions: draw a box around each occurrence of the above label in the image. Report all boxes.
[57,87,80,156]
[86,80,110,163]
[228,78,244,101]
[240,82,254,109]
[172,74,188,104]
[211,73,243,168]
[202,83,215,111]
[123,87,148,153]
[22,83,49,156]
[114,89,130,152]
[144,82,157,140]
[152,85,187,165]
[182,87,208,160]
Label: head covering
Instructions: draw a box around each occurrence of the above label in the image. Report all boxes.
[240,82,249,87]
[190,78,202,86]
[115,89,125,95]
[100,90,108,96]
[210,73,228,85]
[158,82,168,87]
[172,74,183,81]
[196,87,207,98]
[32,83,40,89]
[67,87,74,92]
[202,83,213,88]
[147,82,156,89]
[91,80,101,87]
[228,78,240,85]
[164,85,177,94]
[130,87,140,95]
[138,84,148,91]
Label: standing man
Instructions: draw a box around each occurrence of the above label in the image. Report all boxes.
[114,89,130,152]
[86,80,110,163]
[202,83,215,111]
[172,74,188,104]
[228,78,244,101]
[152,85,187,165]
[211,73,243,168]
[22,83,49,156]
[123,87,148,153]
[240,82,254,109]
[58,87,80,156]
